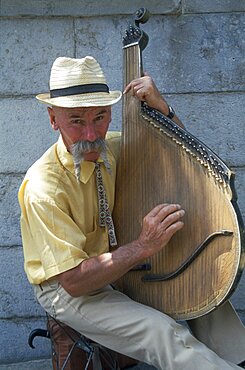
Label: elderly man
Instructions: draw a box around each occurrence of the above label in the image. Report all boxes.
[19,56,245,369]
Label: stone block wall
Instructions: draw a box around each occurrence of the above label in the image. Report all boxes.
[0,0,244,364]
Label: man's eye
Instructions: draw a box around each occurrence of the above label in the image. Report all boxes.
[72,120,83,125]
[96,115,104,121]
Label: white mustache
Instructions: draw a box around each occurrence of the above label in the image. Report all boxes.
[70,138,111,180]
[71,139,105,154]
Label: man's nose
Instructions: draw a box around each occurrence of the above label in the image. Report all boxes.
[83,123,97,142]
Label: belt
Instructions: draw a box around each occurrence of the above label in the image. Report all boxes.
[38,278,58,291]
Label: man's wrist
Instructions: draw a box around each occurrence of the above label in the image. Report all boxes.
[154,100,170,116]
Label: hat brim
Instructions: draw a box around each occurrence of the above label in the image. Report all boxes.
[36,91,122,107]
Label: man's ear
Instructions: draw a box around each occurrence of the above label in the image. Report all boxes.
[48,107,59,130]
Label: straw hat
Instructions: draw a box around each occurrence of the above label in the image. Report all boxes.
[36,56,122,107]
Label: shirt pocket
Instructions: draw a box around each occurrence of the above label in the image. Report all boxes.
[83,222,108,257]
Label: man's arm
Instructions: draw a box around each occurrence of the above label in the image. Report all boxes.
[57,204,184,297]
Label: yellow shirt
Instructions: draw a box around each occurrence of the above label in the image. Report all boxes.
[18,132,121,284]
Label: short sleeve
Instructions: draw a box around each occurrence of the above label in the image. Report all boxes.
[22,197,88,283]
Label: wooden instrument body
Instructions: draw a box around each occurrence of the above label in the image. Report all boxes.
[113,27,244,320]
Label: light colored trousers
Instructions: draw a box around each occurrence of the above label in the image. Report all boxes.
[34,280,245,370]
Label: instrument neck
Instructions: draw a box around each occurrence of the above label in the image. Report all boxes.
[123,44,143,86]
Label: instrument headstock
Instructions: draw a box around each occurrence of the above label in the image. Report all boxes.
[123,8,150,50]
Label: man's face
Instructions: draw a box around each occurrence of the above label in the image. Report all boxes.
[48,105,112,162]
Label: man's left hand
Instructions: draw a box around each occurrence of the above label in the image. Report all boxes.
[123,74,169,115]
[123,73,184,128]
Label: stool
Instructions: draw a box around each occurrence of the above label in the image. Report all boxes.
[28,314,138,370]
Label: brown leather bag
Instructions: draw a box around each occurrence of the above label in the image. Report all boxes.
[47,317,138,369]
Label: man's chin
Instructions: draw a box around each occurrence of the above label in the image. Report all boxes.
[83,152,100,162]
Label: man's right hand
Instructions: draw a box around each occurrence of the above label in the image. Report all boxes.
[137,203,185,257]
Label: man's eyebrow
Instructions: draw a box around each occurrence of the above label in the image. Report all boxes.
[69,114,83,118]
[96,109,107,115]
[68,109,108,118]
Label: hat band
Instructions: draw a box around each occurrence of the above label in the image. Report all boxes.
[50,83,109,98]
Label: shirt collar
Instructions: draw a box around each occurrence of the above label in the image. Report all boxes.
[56,135,112,184]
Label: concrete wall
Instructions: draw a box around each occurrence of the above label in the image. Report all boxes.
[0,0,244,364]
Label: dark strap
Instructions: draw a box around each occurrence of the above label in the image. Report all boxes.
[50,83,109,98]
